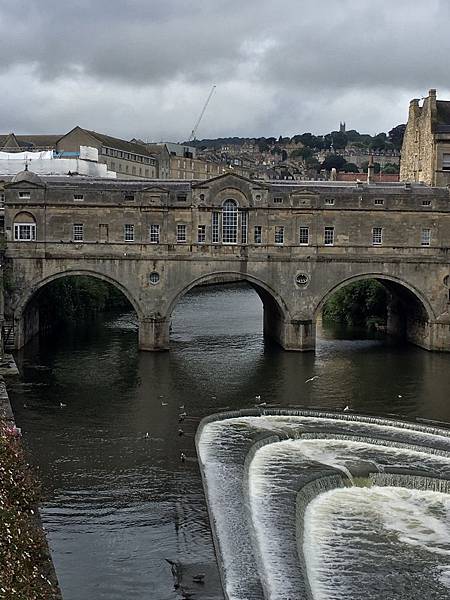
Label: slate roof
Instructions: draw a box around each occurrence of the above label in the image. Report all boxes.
[82,129,157,158]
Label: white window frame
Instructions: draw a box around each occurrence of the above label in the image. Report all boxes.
[422,199,432,207]
[324,226,334,246]
[197,224,206,243]
[299,226,309,245]
[421,228,431,246]
[372,226,383,246]
[254,225,262,244]
[273,197,283,204]
[18,191,31,200]
[73,223,84,242]
[241,211,248,244]
[14,223,36,241]
[149,224,160,244]
[212,212,220,243]
[442,153,450,171]
[274,225,284,245]
[176,224,187,243]
[222,199,239,244]
[124,224,135,242]
[325,198,335,206]
[374,198,384,206]
[73,194,84,202]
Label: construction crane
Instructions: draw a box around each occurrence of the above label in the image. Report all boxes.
[188,85,216,142]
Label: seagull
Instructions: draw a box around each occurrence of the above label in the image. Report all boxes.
[256,402,267,407]
[145,432,149,439]
[211,395,216,400]
[180,452,186,462]
[343,405,350,412]
[255,395,261,401]
[59,402,67,408]
[178,411,187,422]
[398,394,403,398]
[305,375,319,383]
[161,401,168,406]
[178,428,184,436]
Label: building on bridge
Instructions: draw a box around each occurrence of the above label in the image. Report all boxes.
[2,170,450,354]
[401,89,450,187]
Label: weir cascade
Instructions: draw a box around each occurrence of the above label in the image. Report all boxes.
[196,409,450,600]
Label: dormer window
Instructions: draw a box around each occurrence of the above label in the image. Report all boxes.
[73,194,84,201]
[325,198,335,206]
[18,191,31,200]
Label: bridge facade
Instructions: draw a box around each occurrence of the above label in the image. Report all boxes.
[3,171,450,352]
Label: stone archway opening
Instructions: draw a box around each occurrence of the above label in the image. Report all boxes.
[158,273,292,351]
[317,276,432,350]
[15,273,138,349]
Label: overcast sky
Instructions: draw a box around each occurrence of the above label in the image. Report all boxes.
[1,0,449,142]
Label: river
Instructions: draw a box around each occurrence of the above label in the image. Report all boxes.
[8,283,450,600]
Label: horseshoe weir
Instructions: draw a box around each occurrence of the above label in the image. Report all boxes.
[3,170,450,352]
[196,410,450,600]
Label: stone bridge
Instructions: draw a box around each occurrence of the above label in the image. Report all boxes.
[3,170,450,352]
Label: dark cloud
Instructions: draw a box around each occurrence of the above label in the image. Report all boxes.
[0,0,448,139]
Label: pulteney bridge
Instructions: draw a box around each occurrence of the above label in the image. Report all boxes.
[3,170,450,352]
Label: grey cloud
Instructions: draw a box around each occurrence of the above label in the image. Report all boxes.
[0,1,448,138]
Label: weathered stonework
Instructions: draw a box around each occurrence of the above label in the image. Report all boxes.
[401,89,450,187]
[3,171,450,352]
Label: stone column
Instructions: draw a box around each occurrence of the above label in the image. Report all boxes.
[138,316,170,351]
[280,319,316,351]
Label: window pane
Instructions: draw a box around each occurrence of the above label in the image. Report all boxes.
[241,211,248,244]
[177,224,187,243]
[254,225,262,244]
[421,228,431,246]
[274,226,284,244]
[324,227,334,245]
[197,224,206,243]
[299,226,309,245]
[73,224,84,241]
[222,200,238,243]
[124,224,134,241]
[372,227,383,245]
[212,212,219,243]
[149,224,160,243]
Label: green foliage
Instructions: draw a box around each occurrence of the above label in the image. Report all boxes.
[38,276,131,324]
[290,147,314,161]
[361,160,382,174]
[382,162,400,174]
[324,131,348,150]
[388,124,406,150]
[0,422,59,599]
[342,162,359,173]
[321,155,347,171]
[322,280,387,326]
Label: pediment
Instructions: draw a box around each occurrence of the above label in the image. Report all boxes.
[141,185,170,194]
[192,172,269,190]
[5,179,46,189]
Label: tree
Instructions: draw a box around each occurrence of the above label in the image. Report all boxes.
[370,133,390,151]
[305,157,321,173]
[290,147,313,161]
[342,162,359,173]
[324,131,348,150]
[361,160,381,174]
[382,162,400,174]
[388,124,406,150]
[322,155,347,172]
[322,280,387,326]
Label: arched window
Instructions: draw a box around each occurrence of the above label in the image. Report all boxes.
[14,211,36,241]
[222,199,238,244]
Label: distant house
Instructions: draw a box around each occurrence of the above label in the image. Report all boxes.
[401,89,450,186]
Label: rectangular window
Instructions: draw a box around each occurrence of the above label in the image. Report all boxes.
[374,198,384,205]
[254,225,262,244]
[0,193,4,207]
[299,226,309,245]
[442,153,450,171]
[149,224,160,244]
[124,194,135,202]
[73,223,84,242]
[73,194,84,201]
[273,197,283,204]
[274,226,284,245]
[325,198,335,205]
[124,224,134,242]
[177,194,187,202]
[324,226,334,246]
[177,224,187,243]
[18,191,31,200]
[241,211,248,244]
[212,212,219,243]
[422,199,432,207]
[421,228,431,246]
[372,227,383,245]
[14,223,36,241]
[197,224,206,243]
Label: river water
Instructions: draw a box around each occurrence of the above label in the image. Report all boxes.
[8,284,450,600]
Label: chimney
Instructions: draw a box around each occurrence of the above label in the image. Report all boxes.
[367,154,374,184]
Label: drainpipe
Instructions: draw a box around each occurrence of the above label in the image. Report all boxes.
[367,154,374,184]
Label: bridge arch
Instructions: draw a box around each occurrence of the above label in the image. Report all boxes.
[15,269,143,319]
[314,273,435,321]
[314,272,436,350]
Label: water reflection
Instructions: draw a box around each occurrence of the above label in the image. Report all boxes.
[7,284,450,600]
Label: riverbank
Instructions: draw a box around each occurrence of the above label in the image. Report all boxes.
[0,358,62,600]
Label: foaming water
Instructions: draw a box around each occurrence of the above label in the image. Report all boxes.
[304,486,450,599]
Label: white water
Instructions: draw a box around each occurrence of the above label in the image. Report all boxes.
[196,412,450,600]
[304,486,450,600]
